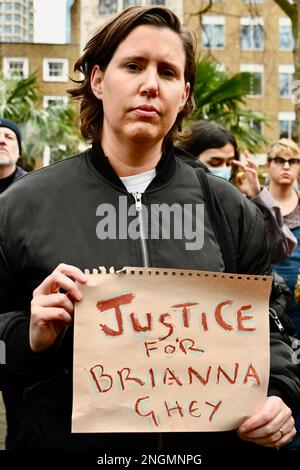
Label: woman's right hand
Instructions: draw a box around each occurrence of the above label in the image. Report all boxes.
[30,263,87,353]
[232,150,261,199]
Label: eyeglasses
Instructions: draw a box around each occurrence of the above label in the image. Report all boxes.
[268,157,300,167]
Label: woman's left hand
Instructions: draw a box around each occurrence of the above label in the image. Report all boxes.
[237,396,296,448]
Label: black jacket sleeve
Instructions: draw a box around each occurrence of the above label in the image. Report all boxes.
[0,199,57,386]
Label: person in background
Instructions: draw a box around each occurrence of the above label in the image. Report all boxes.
[0,118,27,450]
[0,6,298,454]
[0,118,26,195]
[265,138,300,452]
[266,139,300,338]
[179,120,297,264]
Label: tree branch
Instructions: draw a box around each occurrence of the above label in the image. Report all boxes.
[272,0,296,20]
[189,0,213,17]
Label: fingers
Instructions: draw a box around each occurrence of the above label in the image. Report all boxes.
[32,292,74,316]
[244,154,258,170]
[237,397,295,448]
[30,264,87,352]
[232,160,245,170]
[232,160,257,176]
[33,263,87,300]
[239,396,284,431]
[29,304,74,352]
[31,305,73,326]
[238,416,295,448]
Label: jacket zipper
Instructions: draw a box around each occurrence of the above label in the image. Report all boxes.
[132,192,162,449]
[269,307,284,332]
[132,192,149,268]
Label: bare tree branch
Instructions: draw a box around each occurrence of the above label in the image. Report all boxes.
[272,0,296,20]
[189,0,213,17]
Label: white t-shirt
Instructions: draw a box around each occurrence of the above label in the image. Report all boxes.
[120,168,156,194]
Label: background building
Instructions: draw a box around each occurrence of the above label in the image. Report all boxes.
[185,0,296,152]
[80,0,183,52]
[0,0,79,108]
[0,0,34,43]
[0,0,296,156]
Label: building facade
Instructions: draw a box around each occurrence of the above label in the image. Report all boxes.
[0,0,34,42]
[185,0,296,149]
[80,0,183,52]
[0,0,295,154]
[0,0,80,108]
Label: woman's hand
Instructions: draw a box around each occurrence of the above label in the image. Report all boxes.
[30,263,87,353]
[232,150,261,199]
[237,396,296,448]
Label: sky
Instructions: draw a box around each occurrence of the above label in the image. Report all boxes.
[34,0,67,43]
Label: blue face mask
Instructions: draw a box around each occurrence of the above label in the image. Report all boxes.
[208,166,231,181]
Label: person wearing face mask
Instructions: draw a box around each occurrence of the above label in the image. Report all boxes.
[178,120,297,264]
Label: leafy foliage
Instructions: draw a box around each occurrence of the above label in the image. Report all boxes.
[0,73,83,167]
[188,58,270,152]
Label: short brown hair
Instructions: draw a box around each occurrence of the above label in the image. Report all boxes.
[68,6,196,145]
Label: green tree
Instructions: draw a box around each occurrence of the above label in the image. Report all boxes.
[0,73,83,168]
[189,58,270,152]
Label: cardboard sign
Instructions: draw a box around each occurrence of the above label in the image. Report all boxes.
[72,267,272,433]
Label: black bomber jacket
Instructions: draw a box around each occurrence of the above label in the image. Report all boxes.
[0,142,299,450]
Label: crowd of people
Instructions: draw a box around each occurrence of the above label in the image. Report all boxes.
[0,5,299,458]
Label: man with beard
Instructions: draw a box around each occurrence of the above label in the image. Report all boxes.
[0,119,26,195]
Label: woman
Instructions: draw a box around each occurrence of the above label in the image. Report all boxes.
[179,120,297,264]
[268,139,300,336]
[0,6,298,452]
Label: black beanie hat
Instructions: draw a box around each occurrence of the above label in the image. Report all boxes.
[0,118,22,155]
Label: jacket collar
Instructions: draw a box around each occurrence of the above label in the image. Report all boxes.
[175,149,210,172]
[88,140,178,192]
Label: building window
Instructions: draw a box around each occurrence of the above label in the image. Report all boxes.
[240,17,264,50]
[43,58,69,82]
[3,57,29,78]
[240,64,263,96]
[279,18,294,51]
[202,15,225,49]
[43,96,68,108]
[147,0,165,4]
[98,0,117,14]
[123,0,140,8]
[250,119,263,135]
[278,112,296,139]
[279,64,294,97]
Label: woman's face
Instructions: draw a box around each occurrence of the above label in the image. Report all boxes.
[198,143,235,168]
[267,148,300,186]
[91,25,190,148]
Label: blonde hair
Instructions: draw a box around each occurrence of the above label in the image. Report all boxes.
[267,138,300,160]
